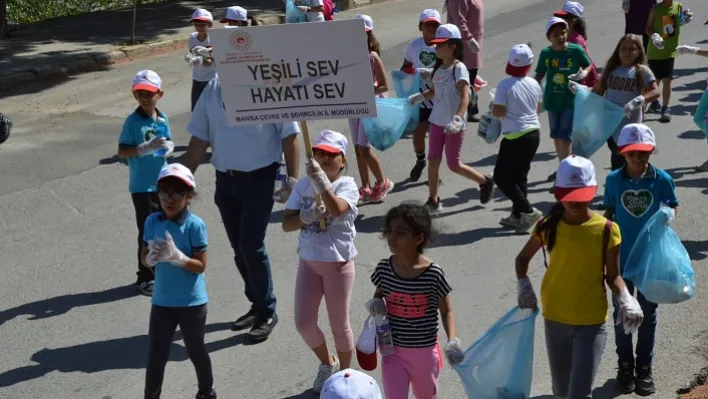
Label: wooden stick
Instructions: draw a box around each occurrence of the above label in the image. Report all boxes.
[299,120,327,230]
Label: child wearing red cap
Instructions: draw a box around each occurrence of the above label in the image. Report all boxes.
[186,9,215,111]
[515,155,643,398]
[282,130,359,394]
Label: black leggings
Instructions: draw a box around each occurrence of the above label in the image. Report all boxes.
[145,304,213,399]
[493,130,541,217]
[131,192,160,284]
[607,138,627,171]
[191,80,210,111]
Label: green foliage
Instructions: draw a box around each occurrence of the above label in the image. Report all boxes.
[8,0,164,24]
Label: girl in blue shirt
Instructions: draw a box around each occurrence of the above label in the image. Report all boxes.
[142,163,215,399]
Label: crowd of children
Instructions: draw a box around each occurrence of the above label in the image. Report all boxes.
[113,1,705,398]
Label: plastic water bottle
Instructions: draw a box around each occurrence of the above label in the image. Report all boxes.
[680,8,690,26]
[154,122,168,157]
[375,315,395,356]
[274,154,287,194]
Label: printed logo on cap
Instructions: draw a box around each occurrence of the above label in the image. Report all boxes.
[569,173,583,185]
[229,30,253,51]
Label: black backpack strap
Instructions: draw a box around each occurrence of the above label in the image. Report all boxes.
[601,220,612,292]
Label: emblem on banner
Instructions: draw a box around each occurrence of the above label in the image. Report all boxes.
[229,30,253,51]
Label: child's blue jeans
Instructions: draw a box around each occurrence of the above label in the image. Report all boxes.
[548,108,574,142]
[613,280,659,366]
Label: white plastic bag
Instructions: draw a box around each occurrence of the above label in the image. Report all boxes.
[478,88,501,144]
[356,316,376,354]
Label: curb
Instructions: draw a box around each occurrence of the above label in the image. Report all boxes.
[676,366,708,398]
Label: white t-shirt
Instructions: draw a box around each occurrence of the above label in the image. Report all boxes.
[404,38,437,109]
[429,62,469,129]
[303,0,325,22]
[188,32,217,82]
[285,175,359,262]
[493,76,542,135]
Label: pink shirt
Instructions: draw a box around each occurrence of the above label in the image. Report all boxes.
[445,0,484,69]
[569,31,599,88]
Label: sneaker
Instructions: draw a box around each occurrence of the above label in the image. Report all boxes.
[409,160,427,181]
[695,160,708,172]
[312,355,340,393]
[424,197,443,214]
[547,171,557,182]
[617,361,636,394]
[499,214,520,228]
[659,106,671,123]
[137,281,154,296]
[196,390,217,399]
[369,179,394,203]
[358,186,373,205]
[231,309,256,331]
[479,175,495,204]
[515,208,543,233]
[248,313,278,342]
[648,101,661,114]
[635,365,656,396]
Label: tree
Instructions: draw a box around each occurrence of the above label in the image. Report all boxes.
[131,0,139,44]
[0,0,8,38]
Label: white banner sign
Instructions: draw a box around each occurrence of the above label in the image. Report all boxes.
[209,19,377,125]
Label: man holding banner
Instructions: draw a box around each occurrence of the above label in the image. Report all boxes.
[183,76,301,342]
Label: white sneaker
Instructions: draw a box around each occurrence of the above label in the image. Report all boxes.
[516,208,544,233]
[312,355,339,393]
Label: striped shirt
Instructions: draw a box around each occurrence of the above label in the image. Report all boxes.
[371,257,452,348]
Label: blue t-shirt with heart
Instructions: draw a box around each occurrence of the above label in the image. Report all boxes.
[603,165,679,265]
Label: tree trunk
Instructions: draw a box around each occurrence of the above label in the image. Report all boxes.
[0,0,9,39]
[131,0,138,44]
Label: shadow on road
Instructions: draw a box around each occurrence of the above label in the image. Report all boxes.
[0,284,137,325]
[678,130,705,140]
[430,226,518,248]
[675,176,708,194]
[466,151,556,168]
[682,240,708,261]
[674,67,708,79]
[0,322,245,388]
[280,391,317,399]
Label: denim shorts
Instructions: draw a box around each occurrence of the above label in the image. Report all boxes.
[548,109,574,142]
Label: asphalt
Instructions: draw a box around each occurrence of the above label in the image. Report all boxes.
[1,0,708,398]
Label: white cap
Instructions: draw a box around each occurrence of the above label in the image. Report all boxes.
[419,9,441,24]
[554,155,597,202]
[191,8,213,23]
[313,129,348,156]
[158,163,196,189]
[508,44,534,67]
[132,70,162,92]
[320,369,382,399]
[355,14,374,31]
[221,6,247,23]
[545,16,568,36]
[555,1,584,17]
[430,23,462,43]
[617,123,656,154]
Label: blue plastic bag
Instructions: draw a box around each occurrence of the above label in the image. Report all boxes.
[571,86,625,158]
[362,98,415,151]
[390,70,421,133]
[622,207,695,304]
[693,88,708,142]
[285,0,308,24]
[455,307,538,399]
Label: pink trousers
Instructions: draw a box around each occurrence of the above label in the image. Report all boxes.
[428,123,465,172]
[294,258,356,352]
[382,344,442,399]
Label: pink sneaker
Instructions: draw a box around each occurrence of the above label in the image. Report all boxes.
[369,178,394,203]
[358,186,373,205]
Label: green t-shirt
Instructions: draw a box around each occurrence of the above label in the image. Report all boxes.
[535,43,591,112]
[647,1,682,60]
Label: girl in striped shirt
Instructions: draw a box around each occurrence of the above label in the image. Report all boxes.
[367,202,464,399]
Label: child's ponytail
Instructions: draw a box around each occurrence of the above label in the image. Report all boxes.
[367,31,381,55]
[247,12,259,26]
[431,38,464,78]
[574,17,587,39]
[536,202,565,252]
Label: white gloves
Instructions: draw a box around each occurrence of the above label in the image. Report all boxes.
[516,277,538,309]
[300,202,327,225]
[444,337,466,366]
[192,46,212,58]
[137,137,171,157]
[417,67,433,81]
[297,5,309,12]
[568,80,588,95]
[408,92,426,105]
[622,0,630,13]
[445,115,465,134]
[147,231,189,268]
[624,95,645,118]
[306,158,332,195]
[615,286,645,334]
[467,38,481,53]
[273,176,297,203]
[665,207,676,225]
[365,298,388,317]
[184,53,202,66]
[651,33,665,50]
[568,68,588,82]
[677,45,700,55]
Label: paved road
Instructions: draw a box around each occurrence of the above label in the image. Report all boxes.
[1,0,708,398]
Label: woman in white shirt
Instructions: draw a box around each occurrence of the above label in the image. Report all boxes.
[491,44,544,233]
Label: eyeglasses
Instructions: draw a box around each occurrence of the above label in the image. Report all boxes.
[158,192,186,201]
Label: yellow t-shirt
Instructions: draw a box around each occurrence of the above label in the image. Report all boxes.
[534,213,621,326]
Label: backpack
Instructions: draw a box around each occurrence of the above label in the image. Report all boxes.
[322,0,335,21]
[0,113,12,144]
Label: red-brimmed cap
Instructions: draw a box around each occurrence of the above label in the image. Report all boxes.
[617,123,656,154]
[312,129,348,156]
[190,9,213,23]
[430,23,461,44]
[132,70,162,93]
[553,155,597,202]
[356,348,378,371]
